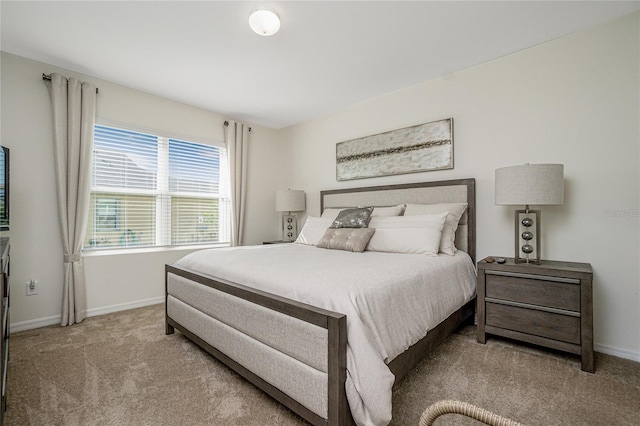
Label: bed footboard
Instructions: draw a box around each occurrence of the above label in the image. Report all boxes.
[165,264,350,426]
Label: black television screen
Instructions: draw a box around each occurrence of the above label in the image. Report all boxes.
[0,146,9,231]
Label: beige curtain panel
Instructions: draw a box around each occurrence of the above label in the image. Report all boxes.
[225,120,249,246]
[48,73,97,326]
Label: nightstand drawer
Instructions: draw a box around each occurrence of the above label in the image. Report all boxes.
[486,302,581,344]
[486,271,580,312]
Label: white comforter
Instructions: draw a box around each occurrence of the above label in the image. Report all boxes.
[175,243,476,426]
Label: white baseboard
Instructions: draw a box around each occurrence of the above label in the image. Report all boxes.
[9,301,640,363]
[595,343,640,362]
[10,296,164,333]
[10,314,61,333]
[85,296,164,318]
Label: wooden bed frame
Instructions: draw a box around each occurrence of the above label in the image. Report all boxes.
[165,178,476,426]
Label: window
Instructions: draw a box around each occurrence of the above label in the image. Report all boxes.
[85,125,230,250]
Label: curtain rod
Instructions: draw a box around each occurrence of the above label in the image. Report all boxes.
[42,73,99,93]
[224,120,251,132]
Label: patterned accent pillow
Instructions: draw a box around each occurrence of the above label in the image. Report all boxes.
[317,228,375,253]
[330,207,374,229]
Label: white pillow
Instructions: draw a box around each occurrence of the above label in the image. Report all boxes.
[403,203,468,255]
[294,216,334,246]
[366,213,448,256]
[320,208,344,221]
[371,204,406,217]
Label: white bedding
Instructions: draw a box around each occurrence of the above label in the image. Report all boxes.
[174,243,476,426]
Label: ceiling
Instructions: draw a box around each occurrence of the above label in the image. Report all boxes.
[2,1,639,129]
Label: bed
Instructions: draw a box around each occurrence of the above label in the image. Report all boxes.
[165,178,476,426]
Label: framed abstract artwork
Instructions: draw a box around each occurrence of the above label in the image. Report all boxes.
[336,118,453,181]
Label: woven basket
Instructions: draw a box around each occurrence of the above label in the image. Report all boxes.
[419,400,524,426]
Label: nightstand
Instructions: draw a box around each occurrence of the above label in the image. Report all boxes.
[477,257,594,373]
[262,240,293,245]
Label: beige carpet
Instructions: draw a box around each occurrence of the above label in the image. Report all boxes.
[5,304,640,425]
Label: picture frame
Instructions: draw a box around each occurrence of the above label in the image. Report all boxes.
[336,118,453,181]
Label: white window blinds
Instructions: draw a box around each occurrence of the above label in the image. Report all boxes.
[168,139,225,245]
[85,125,230,250]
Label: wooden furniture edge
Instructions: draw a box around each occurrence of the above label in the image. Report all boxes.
[0,238,8,424]
[580,273,594,372]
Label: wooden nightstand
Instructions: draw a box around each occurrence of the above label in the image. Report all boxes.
[262,240,293,245]
[477,257,594,373]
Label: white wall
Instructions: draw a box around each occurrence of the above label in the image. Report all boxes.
[0,52,282,329]
[280,13,640,360]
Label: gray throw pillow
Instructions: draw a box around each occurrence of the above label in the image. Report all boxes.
[330,207,374,229]
[317,228,375,253]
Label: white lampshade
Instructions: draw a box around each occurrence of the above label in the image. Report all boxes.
[249,8,281,36]
[495,164,564,206]
[275,190,305,212]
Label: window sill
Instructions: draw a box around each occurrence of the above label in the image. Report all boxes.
[82,243,230,257]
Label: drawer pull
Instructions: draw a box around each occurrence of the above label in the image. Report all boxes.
[485,297,580,317]
[486,270,580,284]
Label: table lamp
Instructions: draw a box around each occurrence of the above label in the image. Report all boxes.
[495,164,564,264]
[275,189,306,242]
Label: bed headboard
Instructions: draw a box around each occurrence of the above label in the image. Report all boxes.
[320,178,476,263]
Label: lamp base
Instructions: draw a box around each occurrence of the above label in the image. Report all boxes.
[281,213,298,242]
[514,207,541,264]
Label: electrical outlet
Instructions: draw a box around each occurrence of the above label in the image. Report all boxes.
[26,279,38,296]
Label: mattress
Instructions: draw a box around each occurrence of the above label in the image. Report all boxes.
[170,243,476,425]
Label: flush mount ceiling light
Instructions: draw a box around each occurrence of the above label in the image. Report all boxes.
[249,8,281,36]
